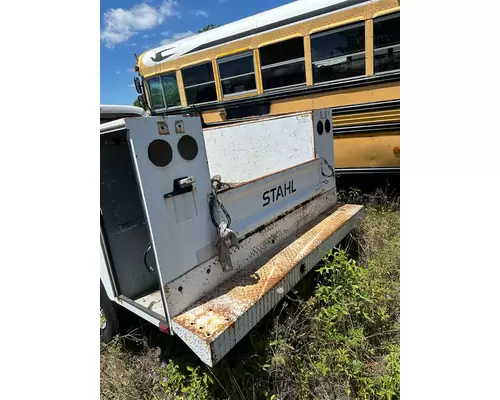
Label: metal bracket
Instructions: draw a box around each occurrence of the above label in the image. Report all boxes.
[164,176,195,199]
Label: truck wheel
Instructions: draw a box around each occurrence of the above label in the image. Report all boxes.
[100,282,119,343]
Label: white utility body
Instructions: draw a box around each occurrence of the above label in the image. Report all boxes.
[100,108,364,366]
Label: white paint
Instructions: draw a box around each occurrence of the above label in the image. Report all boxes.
[125,116,215,287]
[204,112,315,183]
[100,245,115,300]
[100,104,147,117]
[218,159,322,238]
[140,0,372,67]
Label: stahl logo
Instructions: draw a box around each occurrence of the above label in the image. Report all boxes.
[262,181,296,207]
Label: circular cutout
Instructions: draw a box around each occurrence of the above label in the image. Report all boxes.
[177,135,198,161]
[178,286,183,293]
[148,139,172,167]
[300,264,306,274]
[324,119,331,133]
[317,121,324,135]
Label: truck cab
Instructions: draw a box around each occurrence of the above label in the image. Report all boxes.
[100,104,147,124]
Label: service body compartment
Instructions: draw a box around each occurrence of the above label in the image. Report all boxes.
[99,108,363,366]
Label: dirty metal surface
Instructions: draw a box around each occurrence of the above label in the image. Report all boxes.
[171,203,364,366]
[136,189,337,319]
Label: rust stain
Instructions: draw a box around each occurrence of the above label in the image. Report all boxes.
[173,204,362,343]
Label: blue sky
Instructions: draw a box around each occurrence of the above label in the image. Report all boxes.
[100,0,293,105]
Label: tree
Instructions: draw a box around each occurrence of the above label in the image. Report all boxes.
[197,24,220,33]
[133,97,147,111]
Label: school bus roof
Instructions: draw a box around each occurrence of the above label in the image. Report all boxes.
[137,0,370,74]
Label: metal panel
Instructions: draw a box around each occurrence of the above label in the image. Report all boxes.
[100,247,115,300]
[100,130,159,300]
[116,296,163,327]
[134,108,338,319]
[217,159,322,237]
[203,112,315,184]
[171,204,364,366]
[334,132,400,168]
[135,188,338,318]
[125,116,215,289]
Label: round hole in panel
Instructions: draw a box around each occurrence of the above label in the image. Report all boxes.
[177,135,198,161]
[324,119,331,133]
[147,139,172,167]
[317,121,324,135]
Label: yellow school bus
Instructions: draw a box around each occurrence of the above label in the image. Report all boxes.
[134,0,400,175]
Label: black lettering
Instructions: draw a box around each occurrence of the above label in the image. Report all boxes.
[276,185,284,200]
[284,181,291,195]
[263,190,270,207]
[291,180,297,193]
[270,187,277,203]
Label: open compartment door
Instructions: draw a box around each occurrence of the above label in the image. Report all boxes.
[125,116,216,323]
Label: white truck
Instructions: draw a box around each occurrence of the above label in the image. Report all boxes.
[100,105,364,367]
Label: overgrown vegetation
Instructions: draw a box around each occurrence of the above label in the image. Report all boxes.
[266,206,400,399]
[101,191,400,400]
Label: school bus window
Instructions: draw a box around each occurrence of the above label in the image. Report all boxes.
[374,12,400,73]
[161,73,181,107]
[311,22,365,84]
[260,37,306,91]
[146,73,180,111]
[217,52,256,97]
[147,77,164,111]
[182,62,218,105]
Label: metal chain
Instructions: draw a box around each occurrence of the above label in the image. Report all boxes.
[320,157,339,178]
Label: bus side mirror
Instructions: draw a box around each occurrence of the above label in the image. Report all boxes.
[134,77,143,94]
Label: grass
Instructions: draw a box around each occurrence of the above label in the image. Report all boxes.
[101,191,400,400]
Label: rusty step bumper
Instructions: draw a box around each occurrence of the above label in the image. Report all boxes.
[171,203,364,366]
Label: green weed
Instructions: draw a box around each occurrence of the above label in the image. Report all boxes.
[101,202,400,400]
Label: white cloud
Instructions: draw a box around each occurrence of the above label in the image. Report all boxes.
[160,31,170,36]
[194,10,208,18]
[160,31,195,45]
[101,0,179,48]
[158,0,179,17]
[116,71,120,74]
[143,34,150,38]
[130,43,138,47]
[128,84,136,88]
